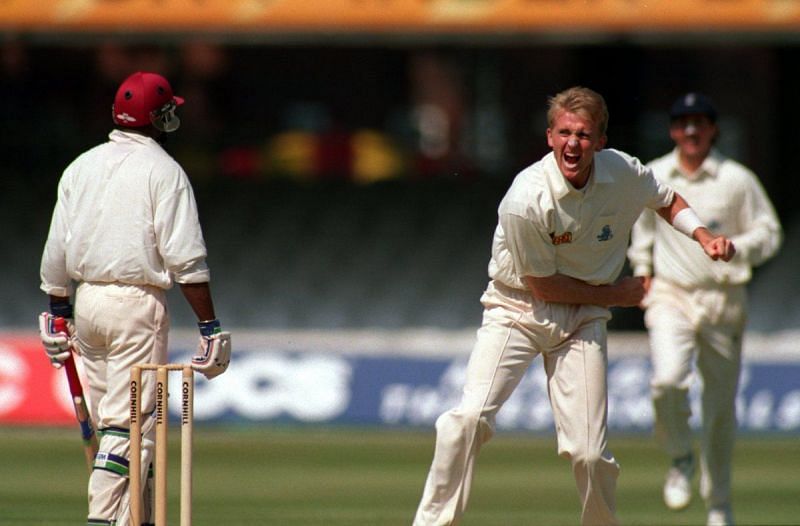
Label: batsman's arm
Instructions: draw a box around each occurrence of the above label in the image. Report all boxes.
[179,282,216,321]
[54,317,99,472]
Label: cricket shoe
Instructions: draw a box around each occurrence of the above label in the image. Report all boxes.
[707,506,734,526]
[663,453,694,510]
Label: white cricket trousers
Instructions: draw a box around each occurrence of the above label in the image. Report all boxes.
[645,278,745,511]
[413,281,620,526]
[75,282,170,526]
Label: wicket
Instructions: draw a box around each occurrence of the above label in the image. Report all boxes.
[129,364,194,526]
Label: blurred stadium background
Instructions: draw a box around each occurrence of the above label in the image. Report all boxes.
[1,2,799,332]
[1,2,799,523]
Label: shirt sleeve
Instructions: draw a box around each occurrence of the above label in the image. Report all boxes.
[729,174,782,267]
[642,166,675,211]
[153,169,210,284]
[499,211,556,278]
[39,176,73,297]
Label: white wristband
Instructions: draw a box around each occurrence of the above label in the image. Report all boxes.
[672,208,705,238]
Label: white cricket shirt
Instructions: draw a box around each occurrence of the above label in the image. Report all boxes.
[40,130,210,297]
[628,148,782,288]
[489,149,674,289]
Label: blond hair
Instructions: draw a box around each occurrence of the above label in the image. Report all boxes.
[547,87,609,136]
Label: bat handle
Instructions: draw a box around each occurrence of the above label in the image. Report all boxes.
[54,318,84,399]
[53,316,68,333]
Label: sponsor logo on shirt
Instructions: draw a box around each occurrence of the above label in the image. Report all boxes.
[550,231,573,245]
[596,225,614,242]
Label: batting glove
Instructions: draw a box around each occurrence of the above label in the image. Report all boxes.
[38,303,75,369]
[192,319,231,380]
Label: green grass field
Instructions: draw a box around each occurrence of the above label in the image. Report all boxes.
[1,426,797,525]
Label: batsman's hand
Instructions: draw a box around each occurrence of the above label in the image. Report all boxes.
[192,319,231,379]
[38,312,74,368]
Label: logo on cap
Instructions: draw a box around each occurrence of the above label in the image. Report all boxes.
[115,112,137,123]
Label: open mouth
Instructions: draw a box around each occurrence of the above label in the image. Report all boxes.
[564,152,581,168]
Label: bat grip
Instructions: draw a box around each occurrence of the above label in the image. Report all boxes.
[53,316,68,333]
[53,317,84,399]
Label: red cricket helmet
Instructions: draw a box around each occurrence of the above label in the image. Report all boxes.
[111,71,185,132]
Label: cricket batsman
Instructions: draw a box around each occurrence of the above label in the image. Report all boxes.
[38,71,232,526]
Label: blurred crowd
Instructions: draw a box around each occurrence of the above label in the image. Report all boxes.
[3,37,792,206]
[2,38,538,186]
[2,37,795,331]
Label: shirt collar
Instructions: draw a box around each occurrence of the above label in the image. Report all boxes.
[109,128,158,146]
[592,151,615,184]
[545,150,613,199]
[668,147,722,180]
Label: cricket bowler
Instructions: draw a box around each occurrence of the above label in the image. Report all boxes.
[412,86,737,526]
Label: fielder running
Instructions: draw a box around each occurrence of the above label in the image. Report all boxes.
[412,86,736,526]
[628,92,782,526]
[38,71,231,526]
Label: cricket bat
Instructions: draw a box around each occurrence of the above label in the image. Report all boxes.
[54,317,99,472]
